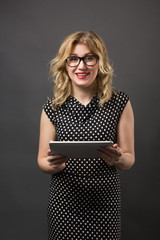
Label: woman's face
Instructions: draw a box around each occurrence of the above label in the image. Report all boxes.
[66,43,99,90]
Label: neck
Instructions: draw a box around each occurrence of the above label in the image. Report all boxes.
[71,86,96,106]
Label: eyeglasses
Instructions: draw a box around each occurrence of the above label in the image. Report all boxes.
[66,54,99,67]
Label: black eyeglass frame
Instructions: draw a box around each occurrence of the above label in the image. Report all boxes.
[65,55,99,67]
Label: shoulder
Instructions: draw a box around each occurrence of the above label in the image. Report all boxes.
[119,99,134,120]
[43,96,69,124]
[109,90,129,109]
[43,97,56,124]
[43,97,53,111]
[102,90,130,117]
[111,90,129,103]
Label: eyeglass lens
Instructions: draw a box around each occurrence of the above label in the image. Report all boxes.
[66,55,98,67]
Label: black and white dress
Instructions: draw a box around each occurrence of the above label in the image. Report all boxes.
[43,91,129,240]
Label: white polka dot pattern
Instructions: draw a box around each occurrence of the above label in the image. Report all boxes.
[43,91,129,240]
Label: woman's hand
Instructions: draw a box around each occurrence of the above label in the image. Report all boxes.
[37,110,68,174]
[98,101,135,170]
[98,144,122,166]
[46,149,68,174]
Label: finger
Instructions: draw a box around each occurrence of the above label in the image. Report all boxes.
[49,158,68,167]
[112,143,118,148]
[104,147,122,157]
[98,150,114,166]
[47,149,59,157]
[98,148,120,165]
[49,158,68,165]
[98,147,114,158]
[111,144,122,154]
[98,149,112,161]
[47,155,67,162]
[51,162,67,170]
[47,149,52,156]
[48,155,68,162]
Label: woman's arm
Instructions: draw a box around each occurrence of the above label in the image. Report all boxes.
[37,109,68,174]
[115,100,135,169]
[98,100,135,170]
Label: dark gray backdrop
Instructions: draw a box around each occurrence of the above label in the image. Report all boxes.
[1,0,160,239]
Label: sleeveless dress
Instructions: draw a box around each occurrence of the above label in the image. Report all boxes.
[43,91,129,240]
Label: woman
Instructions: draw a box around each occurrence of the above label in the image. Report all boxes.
[37,31,135,240]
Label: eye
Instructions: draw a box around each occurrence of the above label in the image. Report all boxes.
[85,55,94,62]
[69,56,78,62]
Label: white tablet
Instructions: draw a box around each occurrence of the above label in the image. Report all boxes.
[49,140,113,159]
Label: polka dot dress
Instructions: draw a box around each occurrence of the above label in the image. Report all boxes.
[43,91,129,240]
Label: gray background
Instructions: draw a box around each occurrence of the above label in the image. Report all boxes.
[0,0,160,239]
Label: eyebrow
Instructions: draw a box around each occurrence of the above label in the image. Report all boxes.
[69,53,94,56]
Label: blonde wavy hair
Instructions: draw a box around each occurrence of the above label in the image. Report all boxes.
[50,31,114,109]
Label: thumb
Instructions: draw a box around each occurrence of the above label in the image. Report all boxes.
[112,143,118,149]
[47,149,52,156]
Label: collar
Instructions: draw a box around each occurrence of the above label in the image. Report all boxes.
[65,95,99,122]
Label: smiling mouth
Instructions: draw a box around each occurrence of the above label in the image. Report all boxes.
[76,72,89,78]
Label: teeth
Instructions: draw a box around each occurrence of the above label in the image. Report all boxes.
[76,73,88,76]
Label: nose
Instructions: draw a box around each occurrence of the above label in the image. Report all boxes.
[78,59,87,69]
